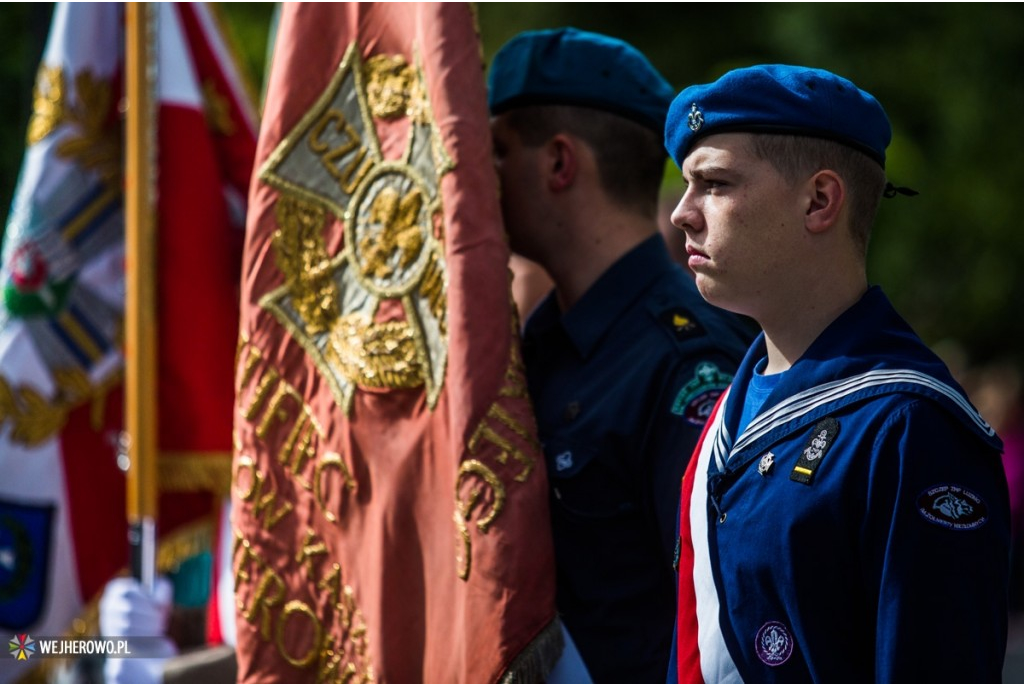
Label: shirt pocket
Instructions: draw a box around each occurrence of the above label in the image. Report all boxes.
[546,439,637,520]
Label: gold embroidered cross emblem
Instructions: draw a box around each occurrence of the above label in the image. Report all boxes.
[258,42,452,413]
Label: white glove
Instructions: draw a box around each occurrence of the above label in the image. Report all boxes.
[99,576,179,684]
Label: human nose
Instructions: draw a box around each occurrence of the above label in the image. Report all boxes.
[669,187,701,233]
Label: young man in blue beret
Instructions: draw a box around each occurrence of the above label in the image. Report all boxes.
[665,64,1010,682]
[487,28,755,683]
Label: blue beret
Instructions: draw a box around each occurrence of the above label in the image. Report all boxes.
[488,27,674,133]
[665,64,892,167]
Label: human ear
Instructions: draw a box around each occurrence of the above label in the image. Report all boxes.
[546,134,577,192]
[805,169,844,234]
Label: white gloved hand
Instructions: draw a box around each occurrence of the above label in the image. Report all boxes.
[99,576,179,684]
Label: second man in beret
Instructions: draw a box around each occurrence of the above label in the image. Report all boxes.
[488,28,754,682]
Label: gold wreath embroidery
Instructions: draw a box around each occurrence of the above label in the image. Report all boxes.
[28,65,65,146]
[0,368,118,447]
[27,65,121,186]
[326,314,422,390]
[364,54,427,123]
[272,197,339,336]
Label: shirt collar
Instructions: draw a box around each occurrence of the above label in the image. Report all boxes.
[527,234,676,358]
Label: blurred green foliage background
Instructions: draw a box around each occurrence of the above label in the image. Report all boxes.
[1,3,1022,384]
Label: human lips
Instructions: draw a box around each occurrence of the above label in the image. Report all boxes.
[686,244,710,268]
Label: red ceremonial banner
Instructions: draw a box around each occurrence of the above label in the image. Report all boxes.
[232,3,560,682]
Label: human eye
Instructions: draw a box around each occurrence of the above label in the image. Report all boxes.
[694,177,727,194]
[685,167,729,193]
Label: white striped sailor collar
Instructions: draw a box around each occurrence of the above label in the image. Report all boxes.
[710,286,1000,473]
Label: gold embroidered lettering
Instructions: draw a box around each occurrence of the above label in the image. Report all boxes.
[338,584,358,629]
[318,647,342,684]
[246,572,286,641]
[308,110,347,154]
[275,600,323,668]
[233,456,293,530]
[280,412,318,482]
[256,381,301,440]
[232,530,250,587]
[238,354,351,503]
[488,402,536,445]
[295,529,328,575]
[453,459,506,580]
[233,536,285,641]
[318,563,343,608]
[233,456,259,501]
[314,452,356,523]
[339,661,358,683]
[467,409,535,483]
[237,343,262,391]
[242,366,280,422]
[314,561,372,681]
[308,109,373,194]
[499,342,530,399]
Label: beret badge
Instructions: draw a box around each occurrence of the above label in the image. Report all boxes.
[687,103,704,132]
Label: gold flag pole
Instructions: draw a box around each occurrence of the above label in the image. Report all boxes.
[124,1,159,592]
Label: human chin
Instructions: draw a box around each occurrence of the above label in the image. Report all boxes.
[693,275,745,315]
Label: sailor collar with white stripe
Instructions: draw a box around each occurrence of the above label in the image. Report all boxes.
[708,287,1000,472]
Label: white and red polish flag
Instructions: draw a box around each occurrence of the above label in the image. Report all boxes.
[0,4,255,680]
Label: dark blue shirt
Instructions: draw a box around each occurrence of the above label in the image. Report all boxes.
[522,234,754,683]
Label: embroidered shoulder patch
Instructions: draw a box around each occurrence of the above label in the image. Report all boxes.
[670,361,732,425]
[660,307,706,341]
[917,484,988,530]
[789,417,839,485]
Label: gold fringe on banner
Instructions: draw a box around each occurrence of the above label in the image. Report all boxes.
[499,618,565,684]
[158,452,233,494]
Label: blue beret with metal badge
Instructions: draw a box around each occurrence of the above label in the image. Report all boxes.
[664,64,893,168]
[488,27,674,134]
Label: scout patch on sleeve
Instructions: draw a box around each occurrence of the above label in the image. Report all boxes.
[670,361,732,425]
[789,417,839,485]
[916,484,988,530]
[755,621,794,667]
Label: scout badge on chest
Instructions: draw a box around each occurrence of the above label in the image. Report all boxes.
[790,417,839,485]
